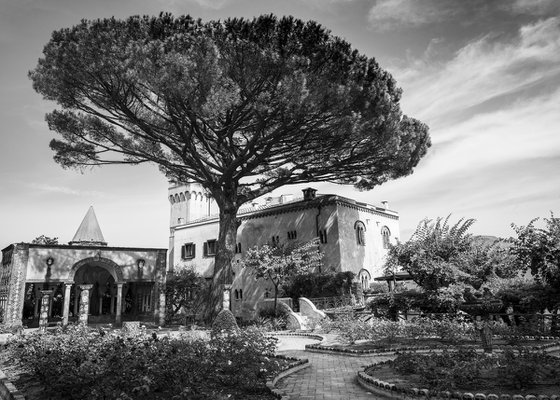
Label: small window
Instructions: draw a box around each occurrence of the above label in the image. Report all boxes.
[319,229,328,244]
[287,230,297,240]
[235,243,242,254]
[271,235,280,246]
[381,226,391,249]
[203,239,217,257]
[355,221,366,246]
[181,243,196,259]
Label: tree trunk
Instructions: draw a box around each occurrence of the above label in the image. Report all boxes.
[204,203,239,322]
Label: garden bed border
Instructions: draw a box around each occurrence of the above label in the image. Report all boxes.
[306,337,560,356]
[0,370,24,400]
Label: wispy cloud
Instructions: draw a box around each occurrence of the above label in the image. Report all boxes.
[368,0,459,31]
[368,0,560,31]
[28,183,108,198]
[154,0,229,10]
[509,0,560,16]
[391,17,560,131]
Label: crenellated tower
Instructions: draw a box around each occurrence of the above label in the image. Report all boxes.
[168,181,218,228]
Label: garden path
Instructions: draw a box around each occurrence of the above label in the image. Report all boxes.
[275,336,394,400]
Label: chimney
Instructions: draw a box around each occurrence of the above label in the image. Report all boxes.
[381,200,389,209]
[280,194,294,204]
[302,187,317,201]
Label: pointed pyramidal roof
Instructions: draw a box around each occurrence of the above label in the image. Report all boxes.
[69,206,107,246]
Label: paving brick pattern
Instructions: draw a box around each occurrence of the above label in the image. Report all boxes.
[276,348,393,400]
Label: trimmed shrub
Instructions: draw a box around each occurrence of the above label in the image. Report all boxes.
[211,309,239,336]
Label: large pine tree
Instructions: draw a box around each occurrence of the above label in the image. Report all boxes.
[30,14,430,318]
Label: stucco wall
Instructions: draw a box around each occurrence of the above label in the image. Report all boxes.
[336,203,400,280]
[25,246,163,283]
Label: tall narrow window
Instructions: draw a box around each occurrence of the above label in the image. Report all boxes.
[271,235,280,246]
[381,227,391,249]
[319,229,328,244]
[235,243,242,254]
[287,230,297,240]
[181,243,196,259]
[354,221,366,246]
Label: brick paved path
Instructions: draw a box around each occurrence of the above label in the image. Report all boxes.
[276,348,394,400]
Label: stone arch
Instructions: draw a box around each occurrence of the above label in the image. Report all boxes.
[67,257,124,284]
[179,193,186,201]
[169,195,175,204]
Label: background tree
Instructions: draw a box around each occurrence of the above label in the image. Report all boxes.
[165,266,209,325]
[243,239,322,315]
[31,235,59,245]
[384,216,517,312]
[509,214,560,316]
[30,14,430,317]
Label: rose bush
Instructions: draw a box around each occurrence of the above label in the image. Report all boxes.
[7,324,282,399]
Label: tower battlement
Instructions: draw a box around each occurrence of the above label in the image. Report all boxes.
[168,181,217,228]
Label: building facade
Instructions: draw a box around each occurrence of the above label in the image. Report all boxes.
[168,182,399,319]
[0,207,167,327]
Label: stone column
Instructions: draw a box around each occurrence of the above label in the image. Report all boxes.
[78,284,93,325]
[62,283,72,326]
[73,285,79,316]
[223,284,232,310]
[39,290,53,333]
[33,285,40,318]
[158,283,166,326]
[110,293,115,315]
[47,287,53,317]
[115,283,123,326]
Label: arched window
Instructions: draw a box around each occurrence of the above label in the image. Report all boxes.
[354,221,366,245]
[358,269,371,291]
[381,226,391,249]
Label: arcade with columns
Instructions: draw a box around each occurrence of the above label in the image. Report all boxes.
[0,207,167,327]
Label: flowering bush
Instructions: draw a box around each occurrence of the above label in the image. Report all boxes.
[325,313,479,345]
[7,324,282,399]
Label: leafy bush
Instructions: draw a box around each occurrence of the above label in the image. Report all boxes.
[7,324,281,399]
[497,348,559,389]
[392,349,495,390]
[211,309,239,336]
[210,327,280,388]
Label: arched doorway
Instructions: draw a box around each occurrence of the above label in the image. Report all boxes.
[72,264,116,323]
[63,257,126,326]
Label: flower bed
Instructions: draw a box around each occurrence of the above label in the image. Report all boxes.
[3,325,288,399]
[358,348,560,400]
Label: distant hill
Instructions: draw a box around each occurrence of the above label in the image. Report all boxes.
[472,235,511,248]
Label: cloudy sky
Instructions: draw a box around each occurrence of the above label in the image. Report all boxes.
[1,0,559,248]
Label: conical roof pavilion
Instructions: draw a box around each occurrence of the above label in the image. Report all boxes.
[69,206,107,246]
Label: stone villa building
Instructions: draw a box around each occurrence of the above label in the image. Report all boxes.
[168,182,400,319]
[0,207,167,327]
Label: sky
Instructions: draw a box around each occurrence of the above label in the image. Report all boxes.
[1,0,559,249]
